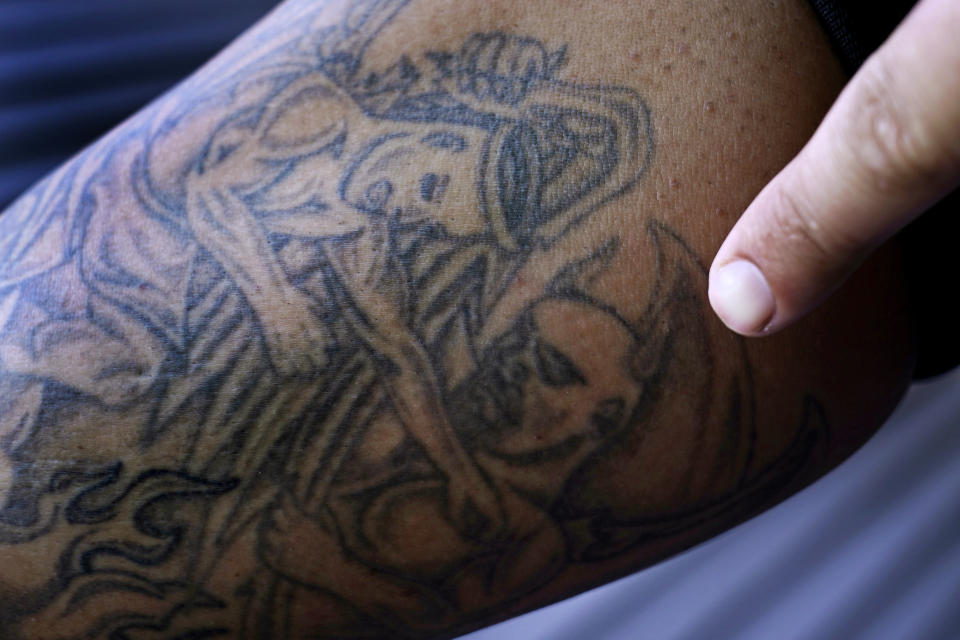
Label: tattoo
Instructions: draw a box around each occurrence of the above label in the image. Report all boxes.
[0,1,827,637]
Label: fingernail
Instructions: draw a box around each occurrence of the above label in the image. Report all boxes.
[709,260,775,334]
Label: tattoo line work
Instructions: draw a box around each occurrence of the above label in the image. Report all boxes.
[0,1,827,637]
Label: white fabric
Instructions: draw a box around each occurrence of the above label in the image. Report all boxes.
[465,367,960,640]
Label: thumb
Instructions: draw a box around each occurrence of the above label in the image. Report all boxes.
[709,0,960,336]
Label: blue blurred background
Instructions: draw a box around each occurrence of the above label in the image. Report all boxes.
[0,0,279,209]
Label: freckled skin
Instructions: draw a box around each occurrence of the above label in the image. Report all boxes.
[0,0,913,638]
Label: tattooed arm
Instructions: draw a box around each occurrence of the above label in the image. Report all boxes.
[0,0,914,638]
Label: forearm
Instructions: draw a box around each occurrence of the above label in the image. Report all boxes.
[0,1,914,638]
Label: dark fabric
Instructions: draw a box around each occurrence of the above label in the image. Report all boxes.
[899,188,960,379]
[807,0,916,72]
[807,0,866,73]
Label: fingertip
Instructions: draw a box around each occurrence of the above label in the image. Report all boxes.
[708,259,776,336]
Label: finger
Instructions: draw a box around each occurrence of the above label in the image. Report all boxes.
[709,0,960,335]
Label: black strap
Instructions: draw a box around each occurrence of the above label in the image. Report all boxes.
[807,0,915,72]
[808,0,867,73]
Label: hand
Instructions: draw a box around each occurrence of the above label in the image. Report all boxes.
[708,0,960,336]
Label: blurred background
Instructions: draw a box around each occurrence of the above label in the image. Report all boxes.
[1,1,958,638]
[0,0,279,209]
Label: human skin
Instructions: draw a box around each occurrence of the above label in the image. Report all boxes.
[710,0,960,336]
[0,1,914,638]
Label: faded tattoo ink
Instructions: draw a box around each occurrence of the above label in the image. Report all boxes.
[0,1,827,637]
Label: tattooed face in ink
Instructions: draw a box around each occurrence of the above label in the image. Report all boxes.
[340,129,485,235]
[457,298,644,458]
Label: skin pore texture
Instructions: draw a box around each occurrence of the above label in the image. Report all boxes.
[0,0,914,638]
